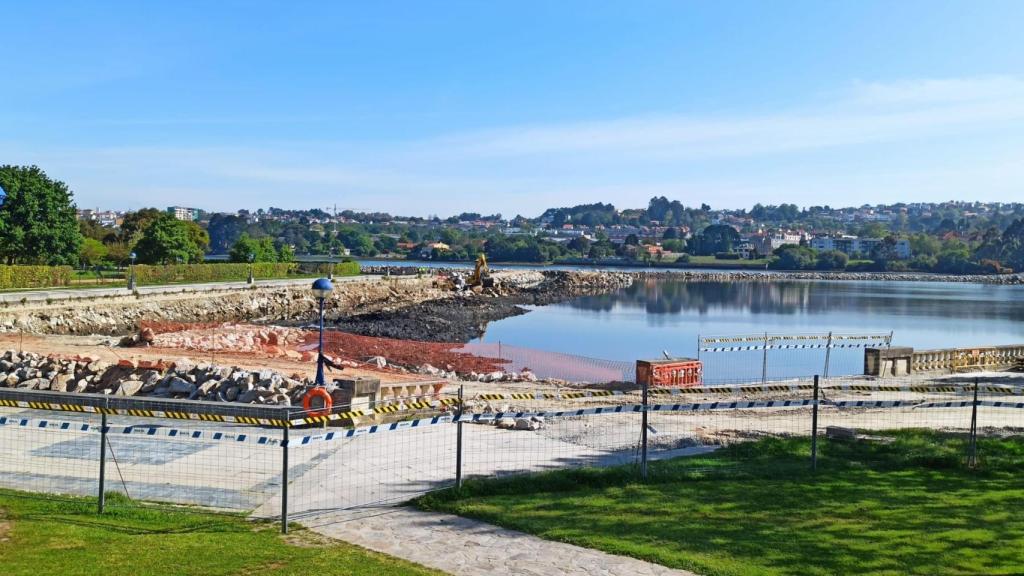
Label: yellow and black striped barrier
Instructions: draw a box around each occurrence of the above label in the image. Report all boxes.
[289,397,461,427]
[0,398,292,428]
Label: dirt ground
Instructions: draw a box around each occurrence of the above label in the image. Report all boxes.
[0,333,422,385]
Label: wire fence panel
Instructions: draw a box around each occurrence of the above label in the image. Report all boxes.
[0,406,100,501]
[461,342,636,384]
[462,411,643,479]
[699,332,892,384]
[281,415,457,519]
[100,414,282,512]
[5,372,1024,530]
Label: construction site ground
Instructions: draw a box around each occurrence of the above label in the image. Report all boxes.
[3,332,1022,409]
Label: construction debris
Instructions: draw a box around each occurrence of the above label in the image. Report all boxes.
[2,349,319,406]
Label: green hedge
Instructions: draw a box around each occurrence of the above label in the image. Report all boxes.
[304,260,361,277]
[0,265,73,289]
[134,263,300,285]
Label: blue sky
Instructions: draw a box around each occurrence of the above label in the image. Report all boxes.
[2,1,1023,217]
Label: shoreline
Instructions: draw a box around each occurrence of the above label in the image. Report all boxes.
[360,264,1024,286]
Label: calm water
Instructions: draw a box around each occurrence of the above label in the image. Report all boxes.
[474,279,1024,381]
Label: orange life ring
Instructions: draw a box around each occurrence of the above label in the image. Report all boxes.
[302,387,333,417]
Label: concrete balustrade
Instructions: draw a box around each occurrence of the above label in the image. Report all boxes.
[865,344,1024,376]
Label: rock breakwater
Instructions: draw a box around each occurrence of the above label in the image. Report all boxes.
[631,270,1024,284]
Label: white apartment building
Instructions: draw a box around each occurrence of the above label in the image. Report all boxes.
[810,236,911,259]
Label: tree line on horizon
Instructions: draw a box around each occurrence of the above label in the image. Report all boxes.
[2,164,1023,274]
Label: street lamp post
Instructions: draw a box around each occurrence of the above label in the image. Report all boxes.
[247,252,255,284]
[128,252,137,290]
[311,278,334,386]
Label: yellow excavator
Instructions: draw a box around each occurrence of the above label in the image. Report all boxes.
[467,253,494,290]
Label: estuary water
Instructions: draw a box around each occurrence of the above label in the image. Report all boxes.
[474,278,1024,381]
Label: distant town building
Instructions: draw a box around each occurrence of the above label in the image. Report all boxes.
[749,232,803,257]
[811,235,911,259]
[168,206,201,222]
[77,208,124,227]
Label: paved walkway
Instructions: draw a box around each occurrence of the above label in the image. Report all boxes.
[0,275,379,303]
[304,506,698,576]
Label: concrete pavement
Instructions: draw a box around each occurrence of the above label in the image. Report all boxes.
[306,506,699,576]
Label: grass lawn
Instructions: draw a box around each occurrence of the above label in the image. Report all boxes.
[0,490,441,576]
[416,430,1024,576]
[683,255,770,268]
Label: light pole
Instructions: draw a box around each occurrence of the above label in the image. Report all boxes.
[311,277,334,386]
[247,252,255,284]
[128,252,137,290]
[327,248,335,281]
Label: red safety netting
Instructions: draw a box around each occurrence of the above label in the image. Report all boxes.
[136,321,634,383]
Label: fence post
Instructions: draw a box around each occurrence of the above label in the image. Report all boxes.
[761,332,770,385]
[281,424,289,534]
[641,378,649,481]
[822,332,833,379]
[968,378,979,469]
[456,384,464,489]
[98,412,107,513]
[811,375,819,472]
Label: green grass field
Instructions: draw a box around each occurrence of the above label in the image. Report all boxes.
[683,255,771,268]
[0,491,440,576]
[417,431,1024,576]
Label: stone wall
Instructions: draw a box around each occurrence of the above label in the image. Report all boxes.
[0,276,455,335]
[0,270,575,336]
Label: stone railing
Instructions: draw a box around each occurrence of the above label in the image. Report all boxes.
[865,344,1024,376]
[917,345,1024,374]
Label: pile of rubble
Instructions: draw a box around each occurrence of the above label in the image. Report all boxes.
[416,363,539,382]
[141,323,309,356]
[0,349,315,406]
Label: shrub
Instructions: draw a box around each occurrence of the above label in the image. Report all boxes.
[714,252,742,260]
[303,260,361,277]
[0,265,73,289]
[768,245,817,270]
[815,250,848,271]
[133,263,299,285]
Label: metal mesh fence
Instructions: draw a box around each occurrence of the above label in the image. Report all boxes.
[4,373,1023,530]
[459,342,635,383]
[136,321,908,386]
[0,403,284,512]
[0,405,100,501]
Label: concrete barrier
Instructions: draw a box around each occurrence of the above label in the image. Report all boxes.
[866,344,1024,376]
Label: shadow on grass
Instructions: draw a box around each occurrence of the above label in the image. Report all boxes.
[416,430,1024,576]
[5,491,256,536]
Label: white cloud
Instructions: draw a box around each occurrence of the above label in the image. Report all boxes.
[849,75,1024,105]
[423,76,1024,160]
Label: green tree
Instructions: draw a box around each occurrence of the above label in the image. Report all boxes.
[120,208,164,244]
[0,165,82,264]
[909,233,941,257]
[79,237,109,266]
[229,234,278,262]
[133,213,197,264]
[662,239,686,253]
[858,222,889,239]
[183,221,209,262]
[277,243,296,262]
[567,236,591,254]
[78,218,110,241]
[769,245,817,270]
[693,224,740,255]
[815,250,848,271]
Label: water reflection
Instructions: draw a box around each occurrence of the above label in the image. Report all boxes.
[566,279,1024,323]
